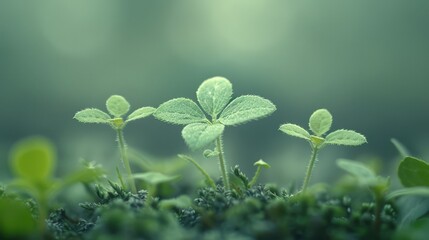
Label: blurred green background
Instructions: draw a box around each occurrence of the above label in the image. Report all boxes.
[1,0,428,186]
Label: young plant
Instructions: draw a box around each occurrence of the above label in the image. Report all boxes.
[153,76,276,190]
[279,109,367,192]
[336,159,390,237]
[74,95,155,193]
[7,136,103,234]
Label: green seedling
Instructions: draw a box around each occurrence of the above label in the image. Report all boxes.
[74,95,155,193]
[337,159,389,237]
[8,136,103,234]
[280,109,367,192]
[230,159,271,191]
[248,159,271,188]
[154,76,276,190]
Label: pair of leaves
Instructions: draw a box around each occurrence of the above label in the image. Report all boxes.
[154,77,276,150]
[279,109,366,148]
[9,136,104,197]
[74,95,155,127]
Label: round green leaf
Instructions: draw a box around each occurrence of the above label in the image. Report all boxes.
[398,157,429,187]
[126,107,156,122]
[106,95,130,117]
[10,137,56,182]
[219,95,276,125]
[279,123,311,140]
[309,109,332,136]
[0,198,36,236]
[196,76,233,117]
[74,108,111,124]
[181,123,225,150]
[324,129,367,146]
[154,98,207,125]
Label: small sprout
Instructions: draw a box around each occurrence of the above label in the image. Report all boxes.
[248,159,271,188]
[154,77,276,190]
[337,159,390,236]
[7,136,103,235]
[74,95,156,193]
[280,109,367,192]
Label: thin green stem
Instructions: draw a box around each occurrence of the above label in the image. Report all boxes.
[248,166,262,188]
[301,147,319,192]
[374,193,383,239]
[178,154,216,188]
[216,136,230,190]
[116,129,137,193]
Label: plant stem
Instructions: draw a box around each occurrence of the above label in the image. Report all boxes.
[216,136,230,190]
[249,166,262,188]
[116,129,137,193]
[374,193,383,239]
[178,154,216,188]
[301,147,319,192]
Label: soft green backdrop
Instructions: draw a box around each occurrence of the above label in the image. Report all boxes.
[1,1,428,185]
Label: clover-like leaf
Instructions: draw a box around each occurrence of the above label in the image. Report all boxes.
[196,76,233,117]
[309,109,332,136]
[106,95,130,117]
[398,157,429,187]
[74,108,111,124]
[325,129,367,146]
[279,123,311,140]
[181,123,225,150]
[219,95,276,125]
[154,98,207,125]
[337,159,377,185]
[126,107,156,122]
[10,137,56,182]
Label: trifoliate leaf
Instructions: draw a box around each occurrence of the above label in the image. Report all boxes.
[181,123,224,150]
[133,172,180,185]
[279,123,311,140]
[154,98,207,125]
[126,107,156,122]
[325,129,367,146]
[219,95,276,125]
[10,137,56,182]
[196,76,233,117]
[398,157,429,187]
[337,159,377,185]
[106,95,130,117]
[74,108,111,124]
[309,109,332,136]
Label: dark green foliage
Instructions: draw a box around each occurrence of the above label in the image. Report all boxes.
[178,184,397,240]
